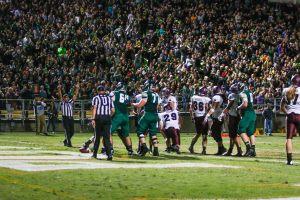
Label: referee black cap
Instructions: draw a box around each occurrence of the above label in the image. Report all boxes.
[63,94,69,98]
[97,85,105,91]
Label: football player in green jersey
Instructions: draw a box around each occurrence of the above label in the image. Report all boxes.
[236,83,257,157]
[132,82,162,156]
[109,82,133,155]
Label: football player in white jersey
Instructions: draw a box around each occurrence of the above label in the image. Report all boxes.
[189,86,211,155]
[204,86,227,155]
[218,84,243,156]
[159,104,182,154]
[280,75,300,165]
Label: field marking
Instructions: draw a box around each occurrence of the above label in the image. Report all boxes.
[0,146,42,149]
[0,175,88,200]
[246,183,300,190]
[0,160,242,172]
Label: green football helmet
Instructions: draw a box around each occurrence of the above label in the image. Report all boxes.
[116,82,126,92]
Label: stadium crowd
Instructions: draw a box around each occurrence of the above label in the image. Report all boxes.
[0,0,299,110]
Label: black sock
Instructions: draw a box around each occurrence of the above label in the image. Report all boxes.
[87,139,92,145]
[191,141,195,147]
[245,141,250,150]
[142,143,147,149]
[203,146,206,151]
[127,145,133,152]
[154,147,158,152]
[251,145,255,152]
[138,142,141,152]
[149,144,153,151]
[228,148,233,153]
[238,147,242,153]
[287,153,292,162]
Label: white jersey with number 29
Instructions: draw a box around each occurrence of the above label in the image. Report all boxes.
[285,87,300,114]
[191,95,211,117]
[159,110,180,130]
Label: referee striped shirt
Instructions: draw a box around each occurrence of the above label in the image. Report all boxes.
[92,95,114,116]
[61,99,74,117]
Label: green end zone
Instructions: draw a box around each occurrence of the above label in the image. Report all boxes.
[0,132,299,200]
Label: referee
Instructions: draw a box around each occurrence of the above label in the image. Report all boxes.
[91,85,115,160]
[58,82,80,147]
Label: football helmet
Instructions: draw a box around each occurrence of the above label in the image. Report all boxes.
[164,104,172,111]
[292,74,300,87]
[162,87,172,98]
[212,86,222,95]
[199,86,208,96]
[116,82,126,92]
[230,84,239,94]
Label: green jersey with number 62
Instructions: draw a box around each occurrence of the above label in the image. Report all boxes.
[109,91,129,114]
[142,91,161,113]
[239,90,254,114]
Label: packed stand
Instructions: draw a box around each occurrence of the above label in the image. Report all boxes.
[0,0,299,113]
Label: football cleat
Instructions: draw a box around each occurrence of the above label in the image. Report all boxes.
[252,151,257,157]
[136,151,141,155]
[101,147,106,155]
[214,147,227,155]
[153,150,159,156]
[222,152,233,156]
[164,147,171,153]
[243,148,254,157]
[174,146,181,154]
[111,149,114,155]
[201,150,206,155]
[79,147,90,153]
[91,155,97,159]
[83,142,89,148]
[128,151,134,156]
[188,146,195,154]
[63,139,67,146]
[141,146,149,156]
[107,155,113,161]
[234,152,243,157]
[286,161,293,165]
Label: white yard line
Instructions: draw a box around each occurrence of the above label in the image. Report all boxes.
[0,146,42,149]
[0,160,242,172]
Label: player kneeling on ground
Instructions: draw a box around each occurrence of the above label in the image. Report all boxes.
[159,104,182,154]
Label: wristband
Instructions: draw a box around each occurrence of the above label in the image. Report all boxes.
[210,108,215,113]
[219,112,225,118]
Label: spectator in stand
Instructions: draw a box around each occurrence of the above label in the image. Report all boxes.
[47,102,58,134]
[257,92,265,111]
[39,85,47,99]
[5,87,16,120]
[34,97,48,136]
[262,103,274,136]
[20,86,32,120]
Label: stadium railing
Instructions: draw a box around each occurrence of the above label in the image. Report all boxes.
[0,97,282,124]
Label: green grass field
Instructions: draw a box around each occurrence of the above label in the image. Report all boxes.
[0,132,300,200]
